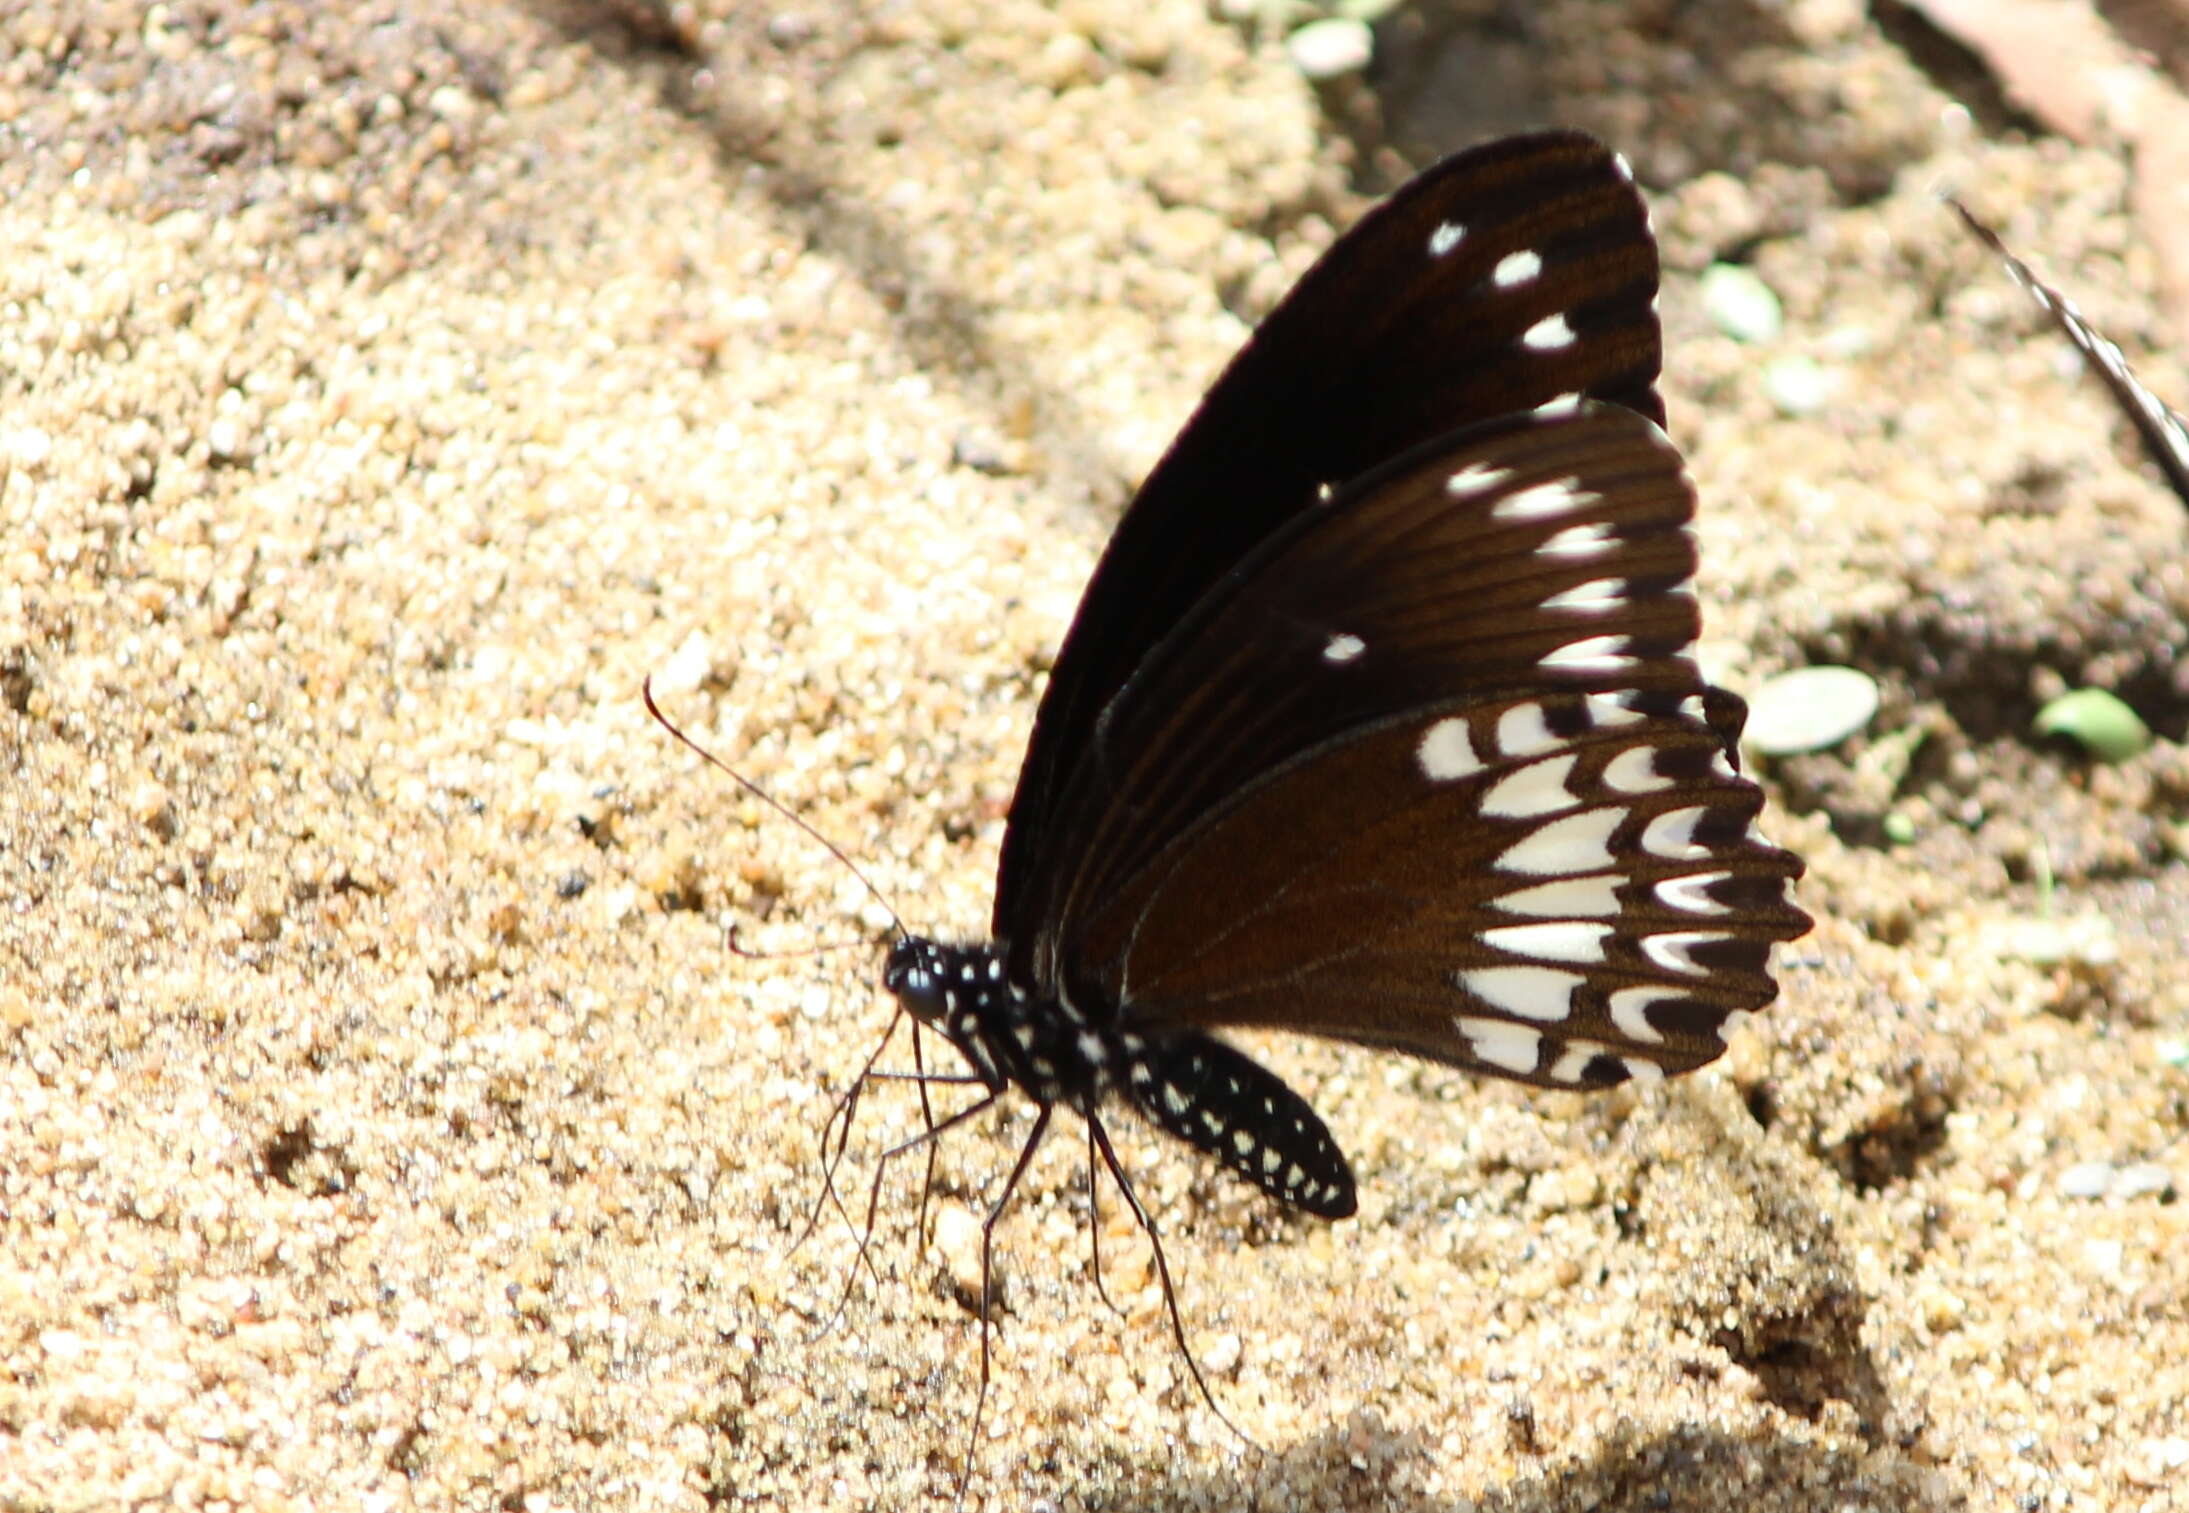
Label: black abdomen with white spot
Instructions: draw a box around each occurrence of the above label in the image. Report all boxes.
[884,936,1356,1218]
[1119,1031,1355,1218]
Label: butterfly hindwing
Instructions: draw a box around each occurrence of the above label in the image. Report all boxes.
[999,132,1668,963]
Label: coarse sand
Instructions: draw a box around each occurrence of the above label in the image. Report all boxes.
[2,2,2185,1509]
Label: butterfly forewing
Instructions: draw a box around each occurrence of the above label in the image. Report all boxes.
[1056,405,1809,1086]
[1000,132,1668,962]
[1035,406,1710,948]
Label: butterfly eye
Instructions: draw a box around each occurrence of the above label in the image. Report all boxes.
[881,939,948,1022]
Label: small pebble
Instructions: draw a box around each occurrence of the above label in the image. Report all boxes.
[1762,353,1834,416]
[1700,263,1783,343]
[2138,1437,2189,1480]
[931,1206,988,1308]
[2113,1163,2175,1200]
[2058,1161,2114,1200]
[206,414,249,462]
[1997,911,2117,968]
[1745,664,1879,754]
[651,632,715,700]
[1287,18,1373,79]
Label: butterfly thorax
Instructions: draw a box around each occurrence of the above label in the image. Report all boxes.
[883,935,1359,1218]
[884,936,1112,1109]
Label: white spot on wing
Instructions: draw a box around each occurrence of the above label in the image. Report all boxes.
[1418,717,1482,781]
[1541,577,1627,613]
[1497,807,1623,874]
[1482,754,1579,818]
[1641,930,1733,975]
[1607,987,1673,1044]
[1495,703,1560,757]
[1523,313,1577,350]
[1586,691,1644,728]
[1546,1041,1611,1084]
[1642,807,1711,859]
[1535,392,1584,417]
[1453,1016,1542,1074]
[1601,745,1670,793]
[1459,965,1582,1022]
[1428,220,1466,256]
[1323,632,1365,664]
[1494,874,1622,918]
[1540,522,1616,559]
[1493,477,1589,521]
[1493,249,1543,287]
[1540,634,1635,673]
[1447,462,1512,497]
[1655,871,1732,915]
[1483,921,1612,964]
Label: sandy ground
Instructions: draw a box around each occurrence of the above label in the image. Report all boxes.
[3,1,2187,1508]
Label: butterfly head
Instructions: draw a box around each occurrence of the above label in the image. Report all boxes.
[881,935,952,1023]
[883,935,1024,1093]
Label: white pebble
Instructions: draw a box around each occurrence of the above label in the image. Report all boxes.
[1287,18,1373,79]
[1745,665,1879,755]
[1700,263,1783,344]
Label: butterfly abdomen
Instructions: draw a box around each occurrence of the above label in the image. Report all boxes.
[1117,1030,1358,1219]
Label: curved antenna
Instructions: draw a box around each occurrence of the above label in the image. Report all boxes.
[642,676,906,942]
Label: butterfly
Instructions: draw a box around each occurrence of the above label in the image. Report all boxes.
[685,128,1812,1494]
[1952,198,2189,509]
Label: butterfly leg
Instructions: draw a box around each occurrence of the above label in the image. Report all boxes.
[1083,1115,1128,1318]
[793,1006,905,1262]
[1084,1113,1265,1455]
[952,1101,1056,1511]
[911,1021,941,1250]
[808,1089,1001,1343]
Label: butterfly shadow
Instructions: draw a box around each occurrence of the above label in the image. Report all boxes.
[1079,1407,1962,1513]
[525,0,1157,511]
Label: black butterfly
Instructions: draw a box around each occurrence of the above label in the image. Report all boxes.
[1953,198,2189,509]
[702,129,1811,1490]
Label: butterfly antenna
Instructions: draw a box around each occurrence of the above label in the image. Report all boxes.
[724,921,866,961]
[642,676,907,942]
